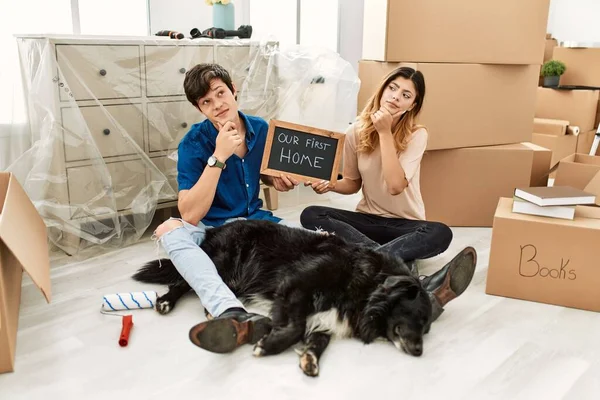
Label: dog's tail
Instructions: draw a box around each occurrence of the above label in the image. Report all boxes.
[132,258,181,285]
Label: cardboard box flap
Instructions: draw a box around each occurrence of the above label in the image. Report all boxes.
[560,154,577,164]
[584,171,600,206]
[574,204,600,220]
[573,153,600,166]
[521,142,550,152]
[554,153,600,190]
[0,173,51,303]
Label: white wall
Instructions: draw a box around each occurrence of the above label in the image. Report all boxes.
[548,0,600,43]
[148,0,246,38]
[338,0,364,72]
[336,0,364,118]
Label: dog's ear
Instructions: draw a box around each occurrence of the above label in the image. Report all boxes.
[382,275,420,300]
[382,275,405,290]
[358,285,388,343]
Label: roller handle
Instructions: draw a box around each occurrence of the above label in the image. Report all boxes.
[119,315,134,347]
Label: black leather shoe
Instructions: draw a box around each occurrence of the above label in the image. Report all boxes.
[189,310,272,353]
[420,247,477,307]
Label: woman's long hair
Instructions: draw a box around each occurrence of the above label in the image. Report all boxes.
[357,67,426,155]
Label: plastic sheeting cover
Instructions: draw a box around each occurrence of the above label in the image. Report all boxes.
[7,35,360,257]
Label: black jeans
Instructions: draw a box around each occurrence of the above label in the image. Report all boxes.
[300,205,451,322]
[300,205,453,263]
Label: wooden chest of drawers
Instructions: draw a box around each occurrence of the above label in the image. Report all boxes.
[16,35,280,253]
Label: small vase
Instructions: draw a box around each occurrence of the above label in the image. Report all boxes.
[212,2,235,31]
[543,75,560,88]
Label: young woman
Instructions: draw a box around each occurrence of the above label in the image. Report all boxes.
[300,66,477,315]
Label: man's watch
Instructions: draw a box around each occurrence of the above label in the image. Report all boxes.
[207,155,226,169]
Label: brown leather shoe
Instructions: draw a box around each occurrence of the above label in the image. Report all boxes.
[420,246,477,307]
[189,310,272,354]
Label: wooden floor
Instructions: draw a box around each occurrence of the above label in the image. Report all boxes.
[2,187,599,399]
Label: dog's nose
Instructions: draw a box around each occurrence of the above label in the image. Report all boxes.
[412,344,423,356]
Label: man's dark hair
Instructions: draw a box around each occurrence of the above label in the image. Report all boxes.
[183,63,235,108]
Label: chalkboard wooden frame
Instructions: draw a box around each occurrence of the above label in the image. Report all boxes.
[260,119,345,184]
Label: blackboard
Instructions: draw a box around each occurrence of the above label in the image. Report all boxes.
[260,120,345,183]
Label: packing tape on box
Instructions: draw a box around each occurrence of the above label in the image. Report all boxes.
[101,291,157,311]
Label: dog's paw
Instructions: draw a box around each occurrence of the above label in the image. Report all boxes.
[252,339,266,357]
[155,298,173,315]
[299,350,319,377]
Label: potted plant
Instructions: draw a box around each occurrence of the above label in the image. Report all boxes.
[205,0,235,31]
[541,60,566,88]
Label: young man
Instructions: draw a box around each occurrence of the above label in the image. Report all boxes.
[153,63,299,354]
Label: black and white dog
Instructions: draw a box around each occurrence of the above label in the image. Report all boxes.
[133,219,433,376]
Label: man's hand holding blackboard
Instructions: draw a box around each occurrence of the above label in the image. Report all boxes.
[271,174,299,192]
[214,121,243,161]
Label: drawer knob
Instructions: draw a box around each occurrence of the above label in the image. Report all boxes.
[103,129,111,135]
[181,122,188,128]
[99,69,107,76]
[179,68,186,74]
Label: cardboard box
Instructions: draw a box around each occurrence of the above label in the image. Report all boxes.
[544,37,558,63]
[576,129,598,155]
[554,163,600,207]
[533,118,569,136]
[554,153,600,190]
[362,0,551,64]
[535,87,599,132]
[531,132,577,168]
[0,172,51,374]
[486,197,600,313]
[552,47,600,88]
[522,142,553,187]
[358,61,539,150]
[420,143,550,227]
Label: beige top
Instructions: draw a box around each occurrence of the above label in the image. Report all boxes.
[343,122,427,221]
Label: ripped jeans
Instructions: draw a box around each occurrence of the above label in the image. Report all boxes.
[156,217,302,317]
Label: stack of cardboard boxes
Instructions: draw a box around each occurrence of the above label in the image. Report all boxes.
[532,40,600,164]
[532,87,599,167]
[487,44,600,312]
[358,0,552,227]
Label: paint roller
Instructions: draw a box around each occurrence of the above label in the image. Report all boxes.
[100,291,157,347]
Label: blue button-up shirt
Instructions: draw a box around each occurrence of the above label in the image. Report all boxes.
[176,111,281,227]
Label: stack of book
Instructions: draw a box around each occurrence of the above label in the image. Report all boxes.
[512,186,597,220]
